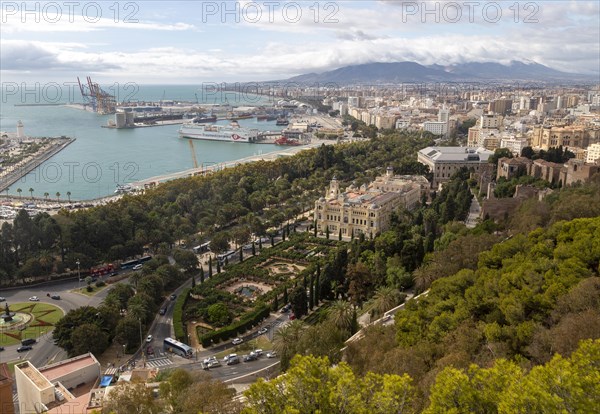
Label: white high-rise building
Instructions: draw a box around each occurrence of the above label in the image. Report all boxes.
[586,143,600,163]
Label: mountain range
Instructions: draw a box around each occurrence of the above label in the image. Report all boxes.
[281,61,595,84]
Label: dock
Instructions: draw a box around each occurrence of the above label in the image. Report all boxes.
[0,137,75,193]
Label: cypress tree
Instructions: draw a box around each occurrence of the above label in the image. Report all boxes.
[270,235,274,247]
[315,265,320,305]
[258,238,262,250]
[208,259,213,278]
[200,265,205,283]
[283,286,288,304]
[272,295,279,311]
[239,246,244,262]
[216,259,221,273]
[225,256,229,266]
[338,228,342,241]
[252,241,256,256]
[326,226,330,239]
[191,274,196,287]
[308,273,314,310]
[313,221,317,237]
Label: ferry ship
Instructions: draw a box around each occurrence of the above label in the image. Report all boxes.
[178,121,260,143]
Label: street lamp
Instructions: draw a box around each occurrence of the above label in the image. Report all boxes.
[76,260,80,290]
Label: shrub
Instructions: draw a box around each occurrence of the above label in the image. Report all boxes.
[173,288,190,342]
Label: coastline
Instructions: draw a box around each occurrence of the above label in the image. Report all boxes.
[0,137,75,193]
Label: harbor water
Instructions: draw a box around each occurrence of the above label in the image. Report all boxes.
[0,85,286,200]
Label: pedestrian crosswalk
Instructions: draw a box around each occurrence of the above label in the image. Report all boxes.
[145,357,172,369]
[104,367,118,375]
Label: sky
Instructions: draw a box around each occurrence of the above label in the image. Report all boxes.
[1,0,599,84]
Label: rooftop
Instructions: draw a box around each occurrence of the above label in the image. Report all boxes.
[16,362,53,390]
[419,146,493,163]
[40,353,98,382]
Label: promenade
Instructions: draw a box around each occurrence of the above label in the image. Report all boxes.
[0,137,75,193]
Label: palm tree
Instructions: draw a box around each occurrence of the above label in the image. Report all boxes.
[44,192,49,201]
[66,191,71,203]
[369,286,400,319]
[273,320,306,370]
[55,192,61,202]
[29,188,34,199]
[327,300,354,332]
[17,188,22,199]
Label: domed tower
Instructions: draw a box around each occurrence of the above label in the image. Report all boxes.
[386,166,393,178]
[327,176,340,199]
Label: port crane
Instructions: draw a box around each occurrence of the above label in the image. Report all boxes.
[77,76,116,114]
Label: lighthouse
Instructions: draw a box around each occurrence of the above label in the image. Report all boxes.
[16,120,24,140]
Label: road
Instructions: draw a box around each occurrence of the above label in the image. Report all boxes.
[0,274,123,366]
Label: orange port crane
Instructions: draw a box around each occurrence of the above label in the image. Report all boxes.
[77,76,116,114]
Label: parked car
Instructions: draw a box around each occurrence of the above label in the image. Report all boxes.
[0,346,4,351]
[232,337,244,345]
[0,297,5,302]
[208,360,221,368]
[17,345,32,352]
[159,307,167,315]
[29,296,40,301]
[251,349,263,357]
[258,327,268,335]
[170,294,177,300]
[146,335,153,343]
[266,351,277,358]
[132,264,143,271]
[22,338,37,346]
[226,356,240,365]
[50,294,61,300]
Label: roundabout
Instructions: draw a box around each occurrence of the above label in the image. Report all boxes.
[0,302,64,346]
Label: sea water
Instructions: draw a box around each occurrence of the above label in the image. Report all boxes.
[0,84,287,200]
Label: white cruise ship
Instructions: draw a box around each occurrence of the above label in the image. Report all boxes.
[178,121,259,143]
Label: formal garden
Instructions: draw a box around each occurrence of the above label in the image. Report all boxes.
[179,232,341,347]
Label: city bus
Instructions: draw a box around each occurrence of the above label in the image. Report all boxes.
[217,250,236,265]
[163,337,193,358]
[192,242,210,254]
[120,259,140,270]
[138,255,153,263]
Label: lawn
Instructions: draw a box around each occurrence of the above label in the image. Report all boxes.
[74,283,109,297]
[0,302,64,346]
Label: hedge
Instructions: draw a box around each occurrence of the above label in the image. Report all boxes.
[173,288,190,342]
[199,304,270,347]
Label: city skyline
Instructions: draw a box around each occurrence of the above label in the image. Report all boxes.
[1,1,599,84]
